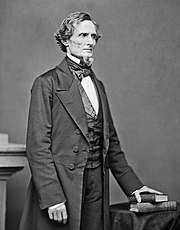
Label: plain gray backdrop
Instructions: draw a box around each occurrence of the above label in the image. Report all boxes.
[1,0,180,229]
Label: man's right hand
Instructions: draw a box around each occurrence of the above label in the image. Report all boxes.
[48,203,68,224]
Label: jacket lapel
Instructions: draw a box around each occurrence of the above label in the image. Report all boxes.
[55,58,89,141]
[55,58,110,151]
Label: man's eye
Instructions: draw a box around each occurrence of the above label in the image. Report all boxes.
[92,34,97,39]
[80,33,87,37]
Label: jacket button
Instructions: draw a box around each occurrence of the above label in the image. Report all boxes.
[75,129,81,135]
[73,146,79,153]
[69,163,75,170]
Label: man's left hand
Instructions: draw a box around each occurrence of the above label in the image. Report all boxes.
[132,185,163,203]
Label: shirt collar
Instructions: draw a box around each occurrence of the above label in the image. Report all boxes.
[67,53,80,64]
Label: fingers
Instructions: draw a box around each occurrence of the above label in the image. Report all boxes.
[145,188,163,194]
[48,204,68,224]
[139,186,163,194]
[53,211,58,221]
[132,186,163,203]
[48,210,53,220]
[56,208,62,222]
[61,208,68,224]
[134,192,141,203]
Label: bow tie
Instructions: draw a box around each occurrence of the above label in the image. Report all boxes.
[74,69,92,82]
[66,57,92,82]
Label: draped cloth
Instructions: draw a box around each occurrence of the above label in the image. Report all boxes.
[110,203,180,230]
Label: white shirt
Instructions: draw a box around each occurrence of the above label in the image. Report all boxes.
[67,53,99,115]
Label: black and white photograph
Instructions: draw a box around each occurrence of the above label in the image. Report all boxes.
[1,1,180,230]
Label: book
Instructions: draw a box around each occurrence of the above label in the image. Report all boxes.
[130,201,177,213]
[128,193,168,203]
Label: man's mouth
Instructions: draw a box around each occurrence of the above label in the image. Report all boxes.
[83,48,93,52]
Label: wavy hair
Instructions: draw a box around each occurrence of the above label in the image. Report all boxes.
[54,12,101,52]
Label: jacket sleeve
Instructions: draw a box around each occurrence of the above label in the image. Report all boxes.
[101,82,144,196]
[26,75,66,210]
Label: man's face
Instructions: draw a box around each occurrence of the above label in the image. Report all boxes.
[66,20,97,58]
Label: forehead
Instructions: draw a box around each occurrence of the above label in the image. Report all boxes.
[73,20,97,35]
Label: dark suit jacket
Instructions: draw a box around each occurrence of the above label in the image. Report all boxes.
[19,57,143,230]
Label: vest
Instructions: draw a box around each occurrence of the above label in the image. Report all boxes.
[85,83,103,169]
[66,57,103,168]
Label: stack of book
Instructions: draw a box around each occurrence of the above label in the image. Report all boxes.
[128,193,177,213]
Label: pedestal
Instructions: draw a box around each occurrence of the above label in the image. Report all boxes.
[0,143,26,230]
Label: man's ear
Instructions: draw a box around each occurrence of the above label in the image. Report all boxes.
[61,39,69,47]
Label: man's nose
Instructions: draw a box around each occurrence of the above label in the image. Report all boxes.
[87,35,95,45]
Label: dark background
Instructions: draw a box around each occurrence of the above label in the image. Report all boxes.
[1,0,180,229]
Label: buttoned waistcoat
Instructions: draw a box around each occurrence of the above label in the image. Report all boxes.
[19,57,143,230]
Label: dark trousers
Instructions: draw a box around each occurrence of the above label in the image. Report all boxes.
[80,165,103,230]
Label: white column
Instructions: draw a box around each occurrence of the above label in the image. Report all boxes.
[0,143,26,230]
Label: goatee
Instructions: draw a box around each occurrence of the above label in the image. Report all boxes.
[81,56,94,67]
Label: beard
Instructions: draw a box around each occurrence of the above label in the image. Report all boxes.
[81,56,94,66]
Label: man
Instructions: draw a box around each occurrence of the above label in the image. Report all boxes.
[19,12,161,230]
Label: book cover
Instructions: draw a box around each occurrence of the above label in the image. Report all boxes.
[128,193,168,203]
[130,201,177,213]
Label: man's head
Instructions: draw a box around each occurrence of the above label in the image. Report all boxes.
[54,12,101,60]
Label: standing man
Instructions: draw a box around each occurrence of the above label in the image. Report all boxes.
[19,12,161,230]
